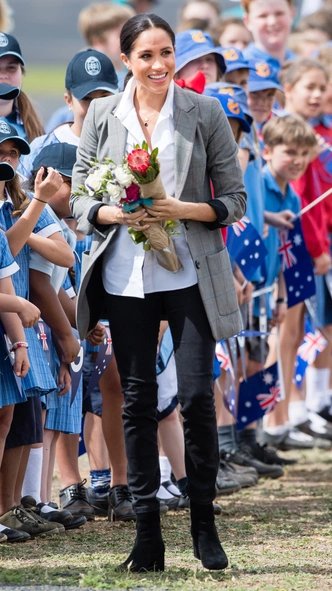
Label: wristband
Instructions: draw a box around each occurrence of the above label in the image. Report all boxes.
[276,297,288,304]
[9,341,29,352]
[34,197,47,204]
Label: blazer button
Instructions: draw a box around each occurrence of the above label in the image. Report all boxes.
[184,222,189,230]
[195,261,200,269]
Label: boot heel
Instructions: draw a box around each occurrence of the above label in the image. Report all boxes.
[192,539,200,560]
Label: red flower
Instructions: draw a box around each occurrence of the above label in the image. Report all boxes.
[127,149,150,173]
[124,183,140,203]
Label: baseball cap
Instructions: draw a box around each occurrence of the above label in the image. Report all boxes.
[32,143,77,178]
[0,162,15,181]
[65,49,119,100]
[221,47,255,73]
[0,118,30,154]
[205,82,253,125]
[0,84,20,100]
[248,62,283,93]
[0,33,25,66]
[175,30,226,75]
[205,92,251,133]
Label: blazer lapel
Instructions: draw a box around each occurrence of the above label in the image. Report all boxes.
[174,85,198,200]
[107,103,128,165]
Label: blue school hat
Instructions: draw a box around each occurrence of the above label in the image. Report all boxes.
[65,49,119,100]
[0,83,20,100]
[221,47,255,73]
[175,30,226,75]
[205,91,251,133]
[0,33,25,66]
[248,62,283,93]
[0,118,30,154]
[32,143,77,178]
[204,82,253,125]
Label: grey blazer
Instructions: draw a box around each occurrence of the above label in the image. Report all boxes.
[70,85,247,341]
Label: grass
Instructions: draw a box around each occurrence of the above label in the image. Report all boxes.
[21,65,66,96]
[0,448,332,590]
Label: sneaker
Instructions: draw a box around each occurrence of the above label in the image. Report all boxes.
[0,526,30,543]
[0,506,63,537]
[108,485,136,522]
[250,443,297,466]
[177,494,222,515]
[21,496,73,527]
[215,463,242,495]
[86,487,109,517]
[225,444,284,479]
[59,479,95,521]
[219,458,259,488]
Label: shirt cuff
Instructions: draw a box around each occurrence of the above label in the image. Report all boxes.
[87,202,110,232]
[203,200,229,230]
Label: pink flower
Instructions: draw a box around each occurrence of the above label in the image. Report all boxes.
[127,149,150,174]
[124,183,140,203]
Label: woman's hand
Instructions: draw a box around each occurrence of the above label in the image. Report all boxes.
[34,167,63,203]
[13,347,30,378]
[144,197,189,222]
[96,205,150,230]
[17,298,41,328]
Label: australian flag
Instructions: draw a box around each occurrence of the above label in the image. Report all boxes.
[237,362,280,430]
[294,318,327,388]
[278,217,316,307]
[214,341,237,417]
[227,216,267,280]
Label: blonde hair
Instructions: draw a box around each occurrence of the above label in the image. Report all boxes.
[279,58,329,88]
[17,90,44,143]
[7,174,31,218]
[262,115,318,149]
[0,0,13,32]
[78,3,135,45]
[316,45,332,76]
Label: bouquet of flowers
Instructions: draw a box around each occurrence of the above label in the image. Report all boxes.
[74,143,183,273]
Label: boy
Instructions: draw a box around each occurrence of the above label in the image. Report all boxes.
[242,0,295,71]
[221,46,254,93]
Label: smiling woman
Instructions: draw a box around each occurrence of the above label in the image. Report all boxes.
[71,12,247,575]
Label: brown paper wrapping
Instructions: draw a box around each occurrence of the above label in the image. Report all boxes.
[138,175,183,273]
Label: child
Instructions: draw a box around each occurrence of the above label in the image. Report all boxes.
[24,49,119,176]
[242,0,296,71]
[175,29,226,86]
[221,46,254,92]
[211,17,253,51]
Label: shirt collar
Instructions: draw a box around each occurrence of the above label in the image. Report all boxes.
[114,76,174,124]
[262,164,294,200]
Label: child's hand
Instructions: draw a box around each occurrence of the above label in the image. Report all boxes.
[313,252,331,276]
[271,302,287,327]
[58,332,80,364]
[13,347,30,378]
[34,167,63,203]
[17,298,40,328]
[265,210,295,229]
[86,322,106,347]
[242,280,254,303]
[58,361,71,396]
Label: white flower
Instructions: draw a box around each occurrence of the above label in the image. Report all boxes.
[85,172,102,196]
[113,165,133,188]
[93,164,111,182]
[106,181,124,203]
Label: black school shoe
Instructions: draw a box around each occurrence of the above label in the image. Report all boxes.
[249,443,297,466]
[108,485,136,522]
[59,479,95,521]
[0,527,30,543]
[86,487,109,517]
[21,496,73,526]
[225,443,284,479]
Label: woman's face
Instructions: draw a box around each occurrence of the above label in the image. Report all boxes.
[121,28,175,96]
[0,139,20,171]
[285,69,328,120]
[0,55,22,91]
[178,54,219,85]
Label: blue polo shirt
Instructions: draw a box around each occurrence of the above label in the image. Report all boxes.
[262,165,300,289]
[243,43,296,72]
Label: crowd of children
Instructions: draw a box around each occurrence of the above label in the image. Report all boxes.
[0,0,331,551]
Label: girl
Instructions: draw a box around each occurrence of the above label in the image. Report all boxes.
[0,119,75,539]
[174,28,226,86]
[262,58,332,447]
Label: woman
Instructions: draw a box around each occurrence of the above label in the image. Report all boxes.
[71,13,246,572]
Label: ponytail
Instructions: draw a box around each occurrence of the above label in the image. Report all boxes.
[6,174,31,217]
[16,90,44,143]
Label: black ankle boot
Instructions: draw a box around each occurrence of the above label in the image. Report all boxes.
[118,510,165,572]
[190,500,228,570]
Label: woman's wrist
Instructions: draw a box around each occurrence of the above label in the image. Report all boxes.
[96,205,120,225]
[185,203,217,223]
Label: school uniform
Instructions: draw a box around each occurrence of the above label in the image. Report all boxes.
[243,43,296,72]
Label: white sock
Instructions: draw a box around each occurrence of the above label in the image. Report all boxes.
[305,367,331,413]
[159,456,171,483]
[21,447,43,503]
[157,484,175,500]
[39,504,58,514]
[289,400,308,427]
[263,423,289,436]
[0,523,8,532]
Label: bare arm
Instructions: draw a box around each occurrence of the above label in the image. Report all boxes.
[27,232,75,267]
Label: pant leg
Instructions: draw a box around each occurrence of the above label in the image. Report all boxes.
[105,292,161,514]
[165,285,218,504]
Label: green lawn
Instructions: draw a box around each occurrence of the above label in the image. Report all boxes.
[0,448,331,591]
[21,65,66,95]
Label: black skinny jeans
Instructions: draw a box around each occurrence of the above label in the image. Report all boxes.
[106,284,219,514]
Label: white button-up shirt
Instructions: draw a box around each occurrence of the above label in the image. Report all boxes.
[102,77,197,298]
